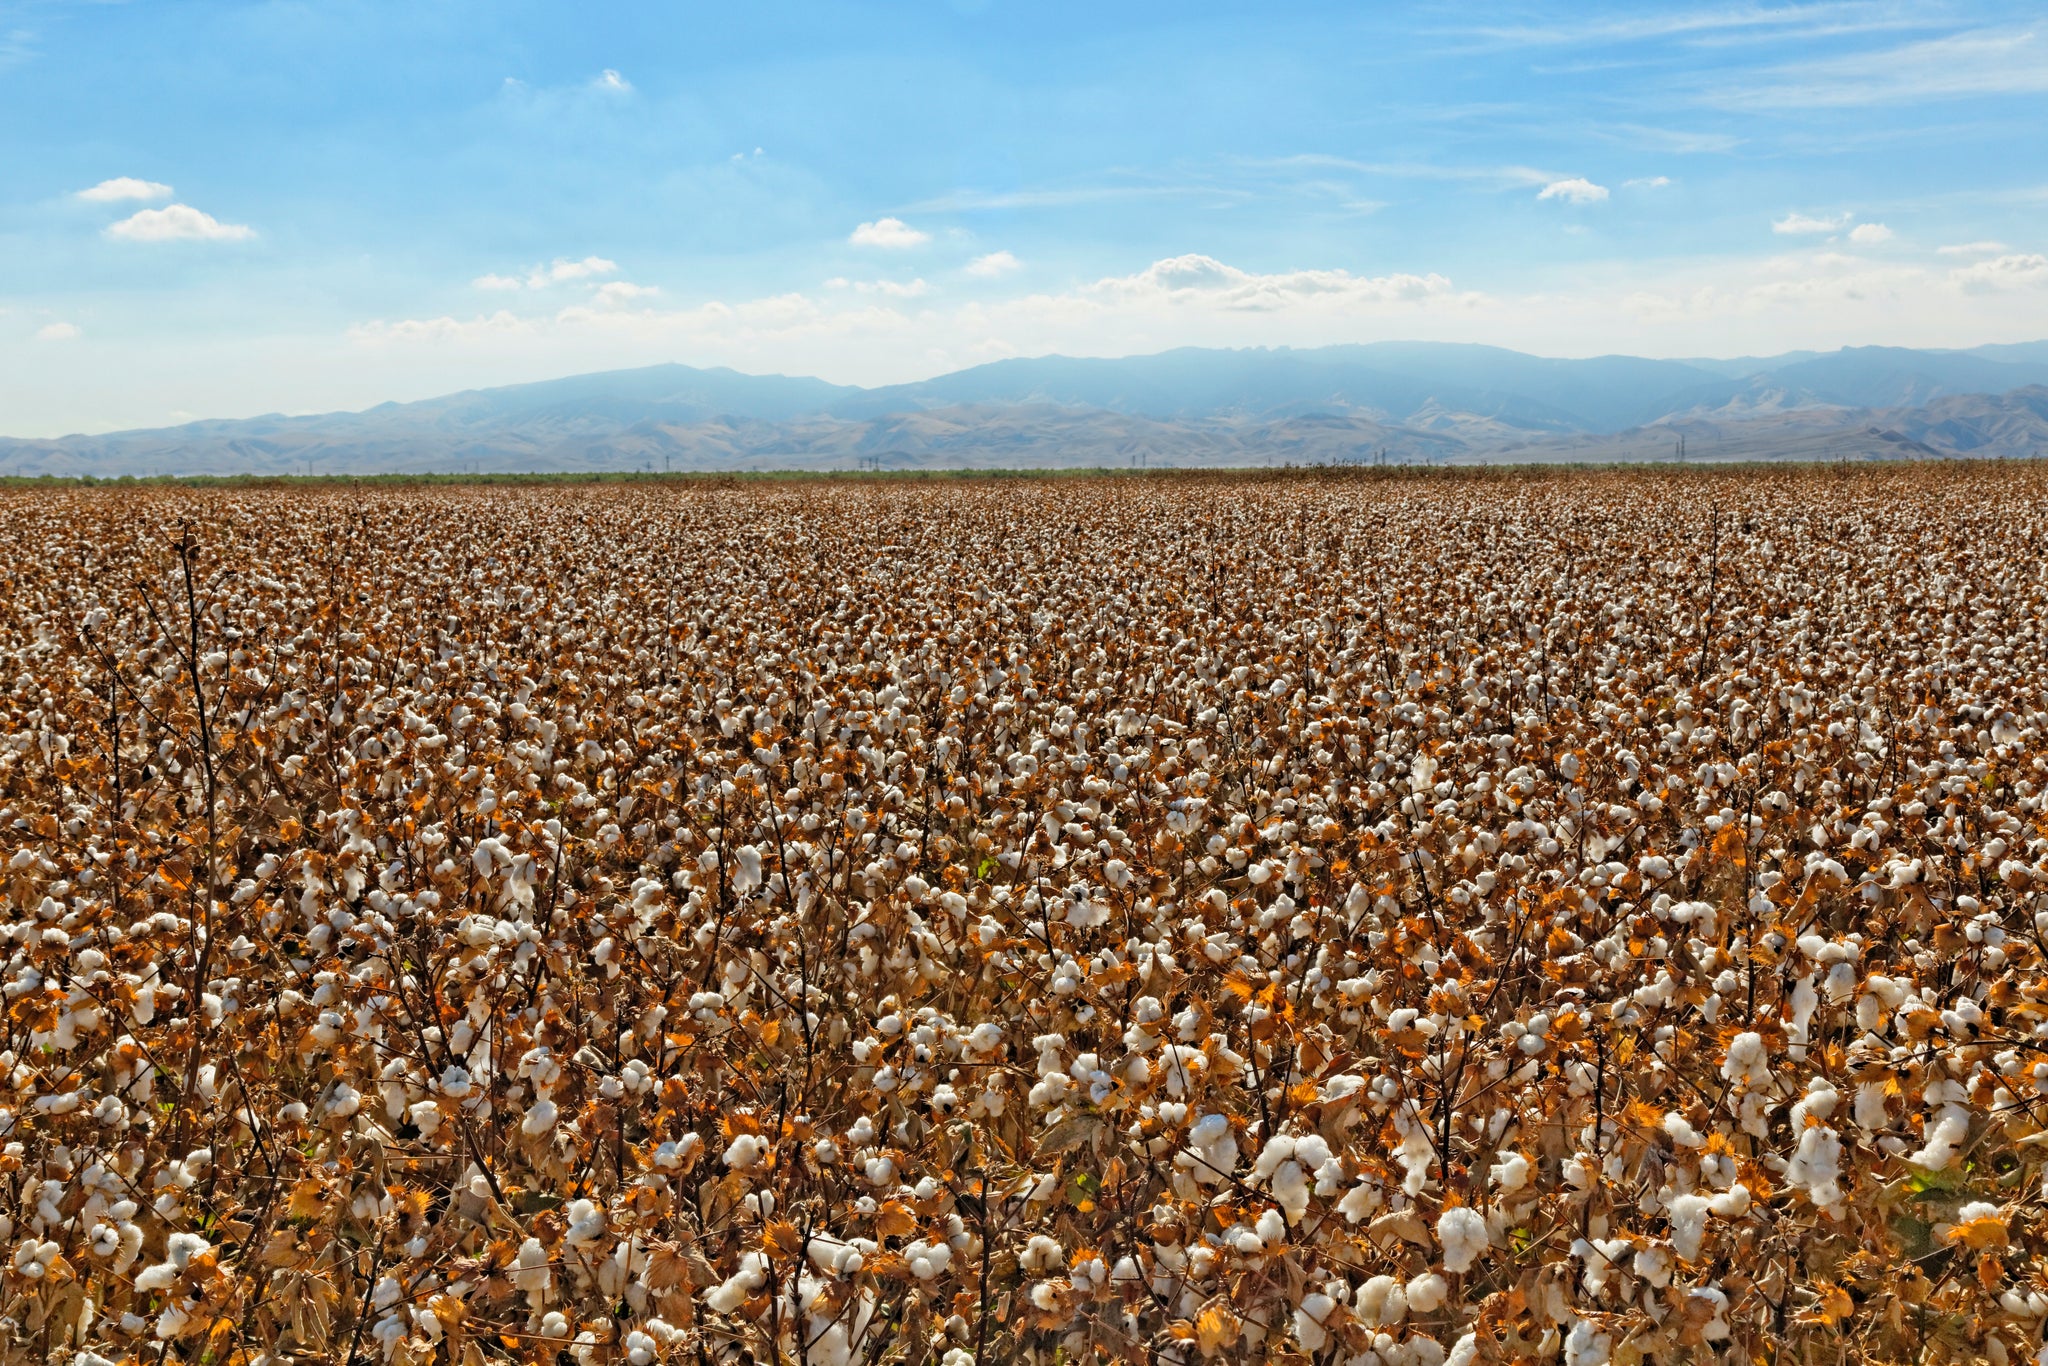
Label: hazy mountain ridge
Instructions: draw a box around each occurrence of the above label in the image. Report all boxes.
[4,344,2044,476]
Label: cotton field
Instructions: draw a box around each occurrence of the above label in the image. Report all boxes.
[4,467,2048,1366]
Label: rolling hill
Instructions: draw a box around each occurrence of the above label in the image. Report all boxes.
[4,343,2044,476]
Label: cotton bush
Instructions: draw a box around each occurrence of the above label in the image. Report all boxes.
[0,467,2044,1363]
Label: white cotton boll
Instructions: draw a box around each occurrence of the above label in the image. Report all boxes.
[1271,1161,1312,1223]
[511,1237,552,1299]
[704,1251,768,1314]
[723,1133,767,1170]
[1721,1032,1769,1087]
[1339,1178,1382,1224]
[1255,1206,1287,1247]
[521,1098,558,1137]
[564,1198,605,1245]
[1437,1206,1488,1273]
[326,1084,362,1118]
[1668,1193,1710,1261]
[1786,1125,1844,1213]
[408,1100,443,1137]
[732,845,764,894]
[1447,1332,1480,1366]
[1294,1292,1338,1352]
[1356,1275,1407,1327]
[1407,1272,1447,1313]
[1910,1107,1970,1171]
[1707,1184,1750,1218]
[1662,1112,1704,1147]
[1853,1082,1889,1130]
[1066,898,1110,928]
[1490,1151,1530,1191]
[1019,1234,1065,1272]
[1563,1319,1611,1366]
[904,1240,952,1279]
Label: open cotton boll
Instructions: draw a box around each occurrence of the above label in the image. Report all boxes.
[1489,1152,1530,1191]
[723,1133,767,1169]
[1294,1291,1339,1352]
[1662,1112,1704,1147]
[1668,1193,1710,1261]
[1721,1032,1770,1087]
[1437,1206,1488,1273]
[1355,1274,1407,1327]
[1563,1319,1612,1366]
[1406,1272,1448,1313]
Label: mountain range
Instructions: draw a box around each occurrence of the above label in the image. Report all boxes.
[5,341,2047,476]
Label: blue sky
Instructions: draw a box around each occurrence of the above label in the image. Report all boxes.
[3,1,2046,435]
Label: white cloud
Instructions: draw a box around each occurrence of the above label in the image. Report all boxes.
[34,321,80,341]
[595,68,632,94]
[1536,178,1609,205]
[593,281,661,307]
[474,257,620,290]
[1772,211,1851,235]
[76,177,172,203]
[965,250,1022,278]
[1847,223,1893,245]
[1937,240,2008,256]
[348,310,537,344]
[541,256,617,284]
[104,204,255,242]
[827,277,930,298]
[1951,253,2048,293]
[1083,254,1467,312]
[1623,175,1672,189]
[849,217,931,249]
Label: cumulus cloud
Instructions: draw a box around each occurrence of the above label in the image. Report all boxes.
[1085,254,1464,312]
[1951,253,2048,293]
[965,250,1022,278]
[474,257,620,290]
[541,256,618,284]
[1848,223,1894,245]
[104,204,255,242]
[76,177,172,203]
[849,217,931,249]
[1772,212,1851,235]
[1537,178,1609,204]
[826,276,931,298]
[1937,240,2008,256]
[34,321,81,341]
[593,281,661,307]
[595,68,632,93]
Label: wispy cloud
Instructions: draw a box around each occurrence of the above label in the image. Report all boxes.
[824,276,930,298]
[1707,27,2048,108]
[964,251,1021,278]
[1772,211,1851,234]
[1538,178,1609,204]
[34,321,80,342]
[1847,222,1892,244]
[105,204,255,242]
[1936,240,2009,256]
[906,184,1233,212]
[473,257,619,290]
[594,68,632,94]
[849,217,930,248]
[77,177,173,203]
[1624,175,1674,189]
[1447,3,1934,51]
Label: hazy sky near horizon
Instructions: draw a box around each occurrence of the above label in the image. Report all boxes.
[3,0,2047,436]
